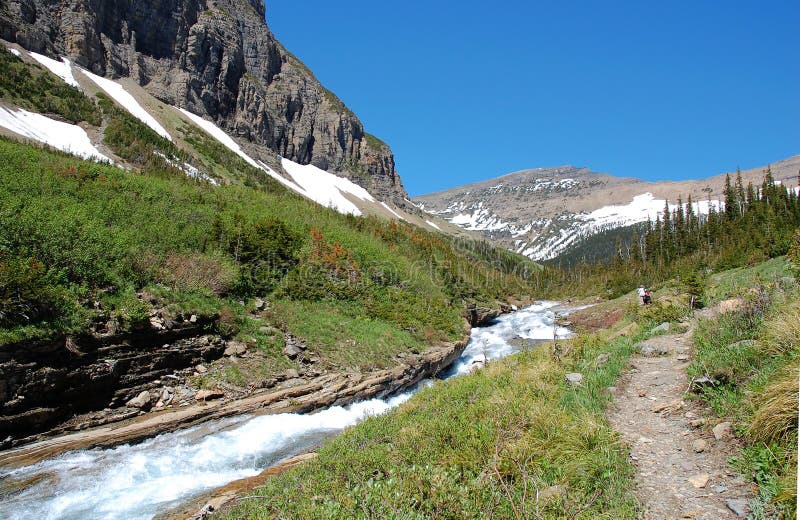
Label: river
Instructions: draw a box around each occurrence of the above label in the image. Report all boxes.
[0,301,575,520]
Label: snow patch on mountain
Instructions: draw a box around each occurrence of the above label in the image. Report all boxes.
[280,158,375,216]
[448,202,510,231]
[81,69,172,141]
[433,192,723,261]
[380,202,407,221]
[176,107,381,216]
[0,106,110,162]
[28,51,79,87]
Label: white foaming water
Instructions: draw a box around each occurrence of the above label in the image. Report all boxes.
[0,302,573,519]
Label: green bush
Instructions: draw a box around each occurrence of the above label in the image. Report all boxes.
[0,255,61,327]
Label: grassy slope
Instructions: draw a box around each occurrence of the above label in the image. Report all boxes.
[223,259,799,519]
[688,259,798,518]
[224,318,653,519]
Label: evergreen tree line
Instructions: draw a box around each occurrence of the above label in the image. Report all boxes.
[625,168,800,271]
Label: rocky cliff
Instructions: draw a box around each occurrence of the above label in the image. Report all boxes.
[0,0,407,202]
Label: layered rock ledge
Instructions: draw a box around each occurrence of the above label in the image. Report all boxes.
[0,332,469,468]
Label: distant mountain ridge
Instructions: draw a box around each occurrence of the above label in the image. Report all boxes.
[414,156,800,261]
[0,0,407,203]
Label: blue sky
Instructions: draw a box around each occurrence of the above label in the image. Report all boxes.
[265,1,799,195]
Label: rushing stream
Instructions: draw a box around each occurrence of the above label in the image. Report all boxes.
[0,301,575,520]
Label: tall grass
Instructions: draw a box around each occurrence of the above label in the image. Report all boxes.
[690,271,798,518]
[223,330,640,519]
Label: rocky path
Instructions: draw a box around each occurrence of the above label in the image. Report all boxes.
[607,324,751,519]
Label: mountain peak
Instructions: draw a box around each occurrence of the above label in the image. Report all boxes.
[0,0,407,203]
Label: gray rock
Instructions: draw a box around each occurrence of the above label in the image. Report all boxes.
[194,389,224,401]
[253,298,265,310]
[223,341,247,357]
[712,421,733,441]
[284,368,300,379]
[691,376,719,392]
[195,364,208,374]
[160,387,174,405]
[126,391,151,409]
[283,344,304,360]
[650,322,670,333]
[726,498,748,517]
[565,373,583,385]
[779,276,796,288]
[595,352,610,365]
[189,314,198,323]
[714,485,728,493]
[691,439,708,453]
[638,342,669,357]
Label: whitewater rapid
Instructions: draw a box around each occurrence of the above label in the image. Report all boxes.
[0,301,574,520]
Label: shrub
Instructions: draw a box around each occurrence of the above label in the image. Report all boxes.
[159,253,237,295]
[0,256,60,327]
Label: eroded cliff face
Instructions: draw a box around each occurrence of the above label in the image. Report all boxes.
[0,0,407,201]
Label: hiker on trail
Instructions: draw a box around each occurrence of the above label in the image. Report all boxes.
[637,286,647,305]
[643,289,652,305]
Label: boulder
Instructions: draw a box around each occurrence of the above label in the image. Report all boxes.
[691,376,719,393]
[565,373,583,386]
[126,391,151,410]
[638,342,669,357]
[688,474,710,488]
[283,344,304,360]
[194,389,224,401]
[712,421,733,441]
[726,499,747,517]
[223,341,247,357]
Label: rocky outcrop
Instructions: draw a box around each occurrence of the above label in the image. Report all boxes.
[0,0,407,203]
[0,331,470,467]
[0,318,224,438]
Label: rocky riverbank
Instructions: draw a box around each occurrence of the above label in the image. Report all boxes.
[0,323,470,468]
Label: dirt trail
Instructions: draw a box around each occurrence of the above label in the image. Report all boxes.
[607,322,752,519]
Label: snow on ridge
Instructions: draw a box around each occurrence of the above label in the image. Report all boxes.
[281,158,375,216]
[380,201,407,222]
[80,69,172,141]
[582,192,722,229]
[425,220,441,231]
[177,106,379,217]
[0,106,110,162]
[8,48,22,57]
[178,108,261,168]
[29,51,79,87]
[256,160,305,193]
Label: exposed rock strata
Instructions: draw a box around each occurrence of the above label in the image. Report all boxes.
[0,0,407,202]
[0,333,469,467]
[0,317,222,438]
